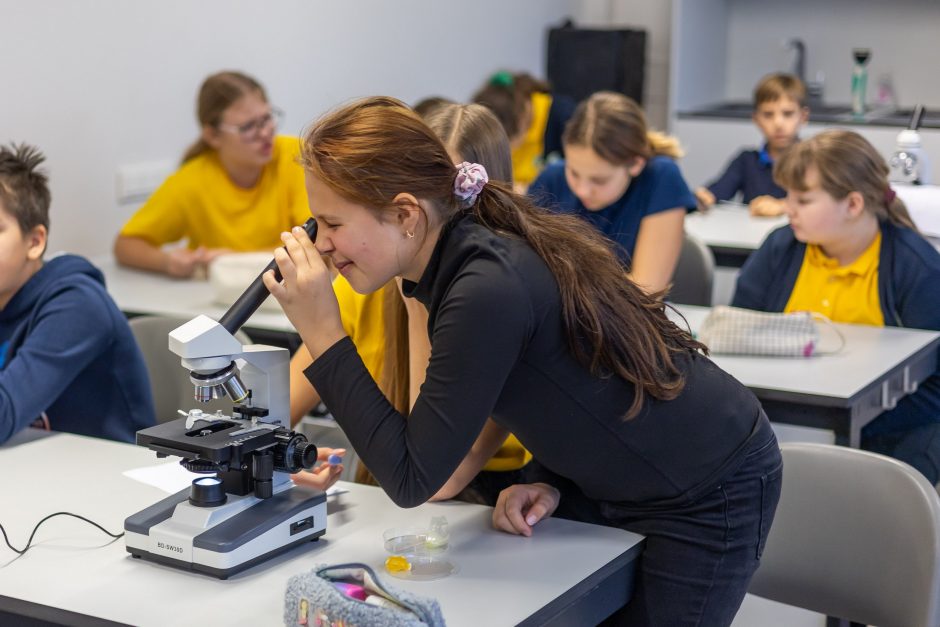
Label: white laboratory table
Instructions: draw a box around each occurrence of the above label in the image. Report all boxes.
[670,305,940,447]
[91,255,300,349]
[0,432,643,627]
[685,195,940,269]
[683,204,787,268]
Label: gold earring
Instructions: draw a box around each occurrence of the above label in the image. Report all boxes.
[405,230,415,239]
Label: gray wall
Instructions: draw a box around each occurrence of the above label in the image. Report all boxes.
[725,0,940,108]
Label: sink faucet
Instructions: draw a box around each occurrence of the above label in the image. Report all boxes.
[787,38,806,84]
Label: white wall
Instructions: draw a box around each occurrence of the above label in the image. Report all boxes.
[0,0,574,256]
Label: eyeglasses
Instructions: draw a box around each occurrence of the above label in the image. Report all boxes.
[216,107,283,141]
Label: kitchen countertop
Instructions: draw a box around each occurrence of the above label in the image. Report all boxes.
[678,101,940,129]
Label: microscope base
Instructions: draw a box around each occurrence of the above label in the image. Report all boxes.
[124,484,327,579]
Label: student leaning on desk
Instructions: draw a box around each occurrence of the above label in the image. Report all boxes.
[290,102,532,507]
[0,144,155,444]
[264,96,781,626]
[113,71,310,278]
[733,130,940,482]
[695,73,809,217]
[528,91,696,295]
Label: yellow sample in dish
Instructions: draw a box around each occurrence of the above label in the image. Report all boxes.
[385,555,412,573]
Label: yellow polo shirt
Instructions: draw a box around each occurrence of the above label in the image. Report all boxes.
[120,135,310,250]
[335,276,387,383]
[784,232,884,326]
[339,281,531,473]
[512,92,553,189]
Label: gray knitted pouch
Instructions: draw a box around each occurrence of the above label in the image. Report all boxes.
[284,562,446,627]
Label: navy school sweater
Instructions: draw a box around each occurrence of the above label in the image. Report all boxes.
[733,222,940,436]
[0,254,155,444]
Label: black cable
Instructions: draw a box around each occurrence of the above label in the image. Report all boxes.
[0,512,124,555]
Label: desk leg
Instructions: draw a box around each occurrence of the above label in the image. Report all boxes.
[832,416,859,449]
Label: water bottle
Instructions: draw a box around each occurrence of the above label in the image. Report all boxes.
[851,48,871,118]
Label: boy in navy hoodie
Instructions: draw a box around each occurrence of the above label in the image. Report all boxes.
[0,143,155,444]
[695,73,809,217]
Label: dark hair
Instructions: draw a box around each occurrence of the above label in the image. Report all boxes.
[563,91,683,164]
[181,71,267,164]
[775,129,916,229]
[412,96,455,118]
[754,73,807,108]
[472,71,550,140]
[0,143,51,236]
[301,97,706,418]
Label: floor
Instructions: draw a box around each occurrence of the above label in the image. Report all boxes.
[732,595,825,627]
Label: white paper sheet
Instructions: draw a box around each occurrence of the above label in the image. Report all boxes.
[123,460,348,496]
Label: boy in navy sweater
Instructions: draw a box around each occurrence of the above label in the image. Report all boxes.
[695,73,809,216]
[0,143,155,444]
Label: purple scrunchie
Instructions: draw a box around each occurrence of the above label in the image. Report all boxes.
[454,162,489,207]
[884,186,897,207]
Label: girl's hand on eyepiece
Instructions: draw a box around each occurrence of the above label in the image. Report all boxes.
[264,226,346,360]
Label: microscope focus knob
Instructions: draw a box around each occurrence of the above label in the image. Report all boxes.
[274,433,319,473]
[293,442,319,470]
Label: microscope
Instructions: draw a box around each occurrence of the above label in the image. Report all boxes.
[890,105,931,185]
[124,219,327,579]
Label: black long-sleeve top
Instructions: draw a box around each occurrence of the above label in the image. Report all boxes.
[307,215,762,508]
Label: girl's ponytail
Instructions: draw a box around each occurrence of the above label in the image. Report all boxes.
[647,130,684,160]
[884,188,918,231]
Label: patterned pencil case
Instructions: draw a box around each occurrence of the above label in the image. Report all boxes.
[698,305,845,357]
[284,562,446,627]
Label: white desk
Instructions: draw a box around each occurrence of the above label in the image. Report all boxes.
[670,305,940,447]
[0,433,642,627]
[683,204,787,268]
[685,200,940,269]
[90,255,299,351]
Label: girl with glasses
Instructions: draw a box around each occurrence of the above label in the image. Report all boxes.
[114,71,309,278]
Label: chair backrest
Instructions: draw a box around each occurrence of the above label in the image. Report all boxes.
[667,233,714,306]
[128,315,252,423]
[749,442,940,627]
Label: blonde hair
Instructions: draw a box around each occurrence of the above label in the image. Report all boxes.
[562,91,683,163]
[775,129,916,229]
[754,73,807,108]
[378,102,513,418]
[181,71,266,164]
[356,103,514,485]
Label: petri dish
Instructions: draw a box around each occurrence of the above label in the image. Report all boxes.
[382,527,457,581]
